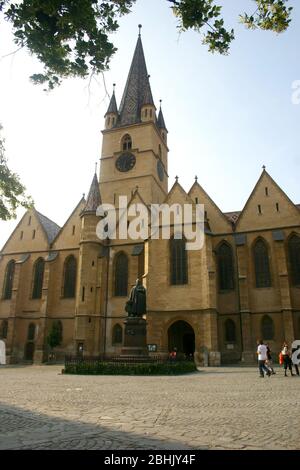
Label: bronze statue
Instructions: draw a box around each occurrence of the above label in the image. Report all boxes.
[125,279,146,317]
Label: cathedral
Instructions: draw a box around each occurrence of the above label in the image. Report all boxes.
[0,30,300,366]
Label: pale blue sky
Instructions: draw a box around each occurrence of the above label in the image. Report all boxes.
[0,0,299,247]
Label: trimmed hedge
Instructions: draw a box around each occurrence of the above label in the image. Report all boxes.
[64,360,197,376]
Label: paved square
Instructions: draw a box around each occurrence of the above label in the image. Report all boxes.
[0,365,299,450]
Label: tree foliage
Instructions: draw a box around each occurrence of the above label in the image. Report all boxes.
[0,1,294,89]
[0,124,33,221]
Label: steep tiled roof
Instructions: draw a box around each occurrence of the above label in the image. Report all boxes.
[81,173,101,214]
[157,107,167,131]
[224,211,241,224]
[35,211,61,243]
[118,35,154,127]
[105,91,118,116]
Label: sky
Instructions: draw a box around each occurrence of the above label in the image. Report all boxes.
[0,0,300,248]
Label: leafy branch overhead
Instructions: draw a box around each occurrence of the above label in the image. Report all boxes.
[0,1,294,89]
[0,125,33,221]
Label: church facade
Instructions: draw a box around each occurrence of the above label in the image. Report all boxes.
[1,32,300,366]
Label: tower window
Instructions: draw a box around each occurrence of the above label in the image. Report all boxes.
[158,145,162,160]
[258,205,262,215]
[122,134,132,151]
[276,203,279,212]
[107,117,110,126]
[82,287,85,302]
[170,237,188,285]
[114,252,128,296]
[195,197,199,204]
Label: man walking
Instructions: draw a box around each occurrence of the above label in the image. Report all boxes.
[257,340,271,378]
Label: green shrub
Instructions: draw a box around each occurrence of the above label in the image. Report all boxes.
[64,360,197,376]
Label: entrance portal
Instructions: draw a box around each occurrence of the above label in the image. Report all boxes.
[168,320,195,357]
[24,342,35,361]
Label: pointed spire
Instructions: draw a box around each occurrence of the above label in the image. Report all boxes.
[118,28,154,127]
[105,84,118,117]
[82,173,102,215]
[157,99,167,131]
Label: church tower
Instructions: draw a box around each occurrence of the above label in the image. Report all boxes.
[99,26,168,206]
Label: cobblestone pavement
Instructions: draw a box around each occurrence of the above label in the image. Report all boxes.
[0,365,299,450]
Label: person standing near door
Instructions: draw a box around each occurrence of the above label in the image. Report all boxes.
[257,340,271,378]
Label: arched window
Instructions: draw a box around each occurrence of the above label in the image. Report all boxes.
[112,324,123,344]
[225,319,236,342]
[27,323,36,341]
[288,235,300,285]
[63,256,77,298]
[170,236,188,285]
[253,239,271,288]
[0,320,8,339]
[122,134,132,151]
[158,145,162,160]
[32,258,45,299]
[217,242,234,291]
[261,315,274,340]
[114,253,128,296]
[2,260,15,300]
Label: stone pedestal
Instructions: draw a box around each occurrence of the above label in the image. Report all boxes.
[121,317,148,356]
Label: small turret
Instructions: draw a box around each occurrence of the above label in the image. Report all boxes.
[104,84,118,130]
[157,100,168,144]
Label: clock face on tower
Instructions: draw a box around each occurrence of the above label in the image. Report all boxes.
[115,152,136,172]
[157,159,164,182]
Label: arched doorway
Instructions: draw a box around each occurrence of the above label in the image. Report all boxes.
[24,342,35,361]
[168,320,195,356]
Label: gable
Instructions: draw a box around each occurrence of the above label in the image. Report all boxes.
[52,199,85,250]
[1,209,51,254]
[188,183,232,234]
[236,171,300,232]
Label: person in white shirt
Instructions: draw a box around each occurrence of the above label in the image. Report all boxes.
[257,340,271,378]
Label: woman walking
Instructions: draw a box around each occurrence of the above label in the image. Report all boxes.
[281,342,294,377]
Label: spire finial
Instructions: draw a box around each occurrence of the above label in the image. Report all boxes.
[113,83,116,93]
[138,24,142,36]
[159,99,162,109]
[262,165,266,170]
[175,176,179,183]
[95,162,98,174]
[83,193,85,199]
[195,175,198,183]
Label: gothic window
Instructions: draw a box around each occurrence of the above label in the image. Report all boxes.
[261,315,274,340]
[32,258,45,299]
[112,324,123,344]
[2,260,15,300]
[114,252,128,296]
[288,234,300,285]
[253,239,271,288]
[0,320,8,339]
[122,134,132,151]
[225,319,236,342]
[217,242,234,291]
[27,323,36,341]
[170,236,188,285]
[63,255,77,298]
